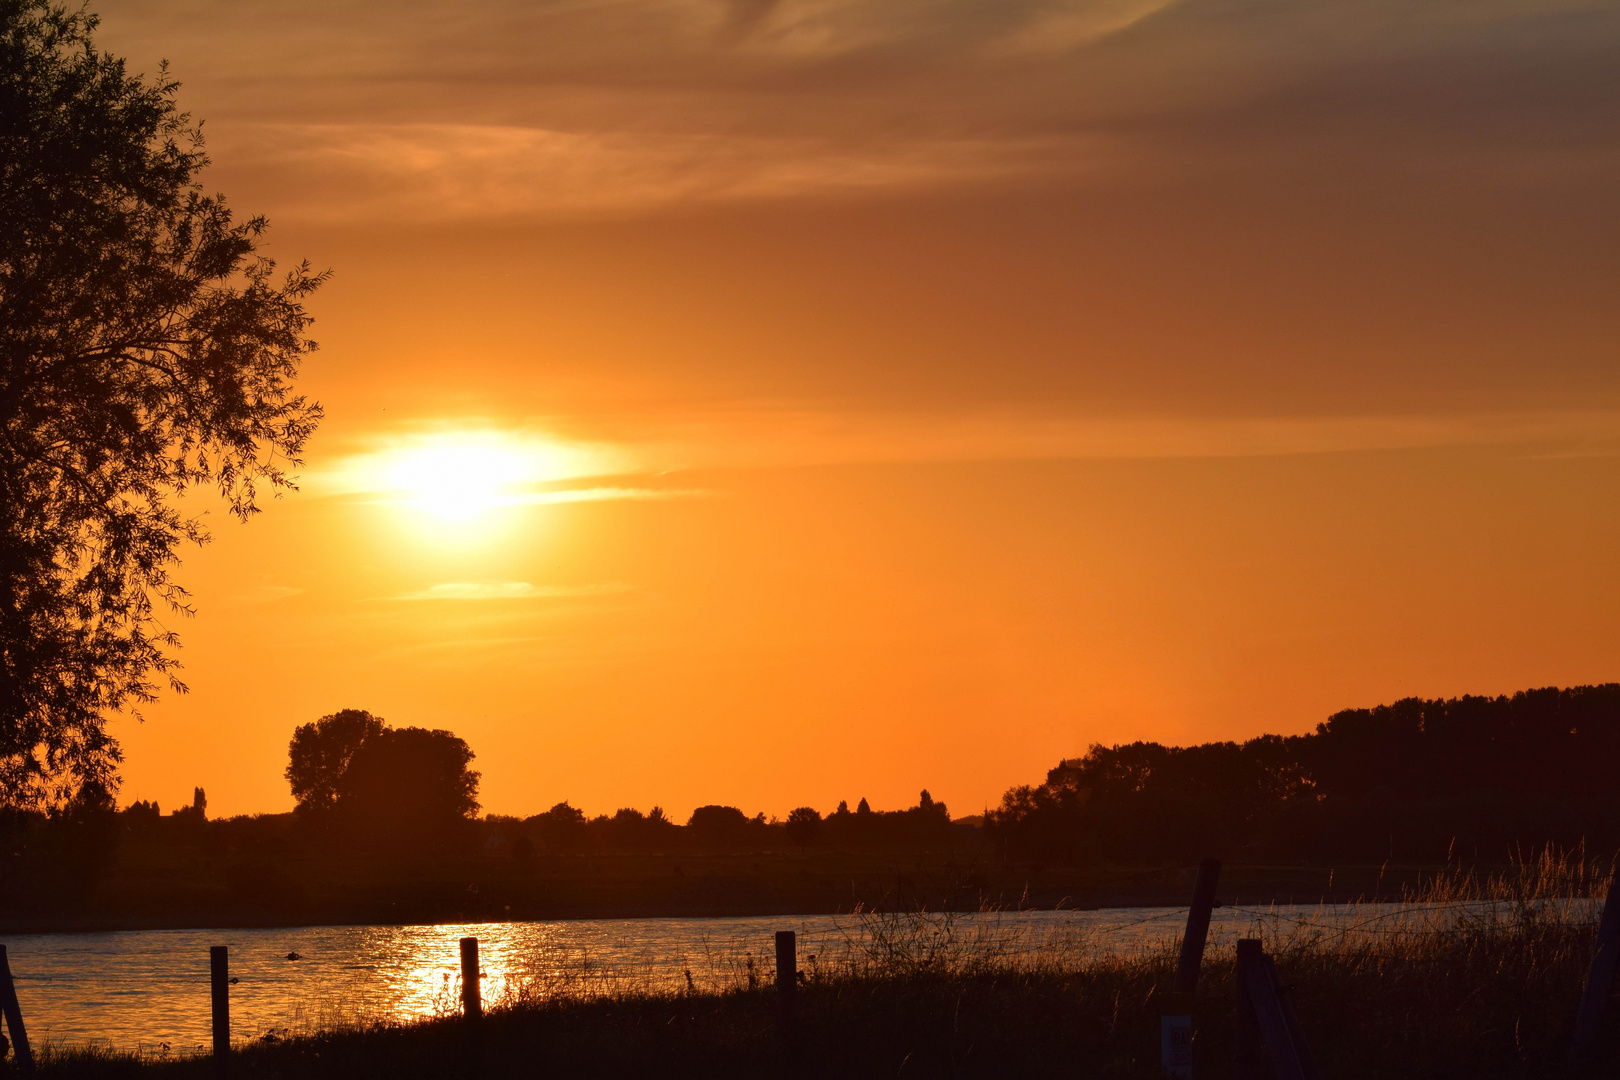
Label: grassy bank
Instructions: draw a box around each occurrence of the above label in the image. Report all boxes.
[19,853,1620,1079]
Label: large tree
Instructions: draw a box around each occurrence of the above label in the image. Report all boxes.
[0,1,323,804]
[286,708,386,817]
[334,726,480,850]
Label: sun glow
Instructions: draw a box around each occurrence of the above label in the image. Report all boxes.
[387,440,531,521]
[305,428,637,528]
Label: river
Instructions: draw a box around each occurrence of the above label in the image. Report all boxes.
[0,901,1550,1053]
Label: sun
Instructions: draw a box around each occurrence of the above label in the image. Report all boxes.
[385,438,531,522]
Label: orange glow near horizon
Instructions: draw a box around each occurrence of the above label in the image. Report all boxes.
[82,0,1620,821]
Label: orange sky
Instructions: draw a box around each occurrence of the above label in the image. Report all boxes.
[90,0,1620,819]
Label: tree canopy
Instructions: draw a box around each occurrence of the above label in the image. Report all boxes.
[335,726,480,848]
[285,711,480,851]
[0,1,323,805]
[987,685,1620,863]
[286,709,385,816]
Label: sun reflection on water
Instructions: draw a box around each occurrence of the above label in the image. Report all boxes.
[5,905,1512,1054]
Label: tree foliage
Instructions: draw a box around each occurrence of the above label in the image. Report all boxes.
[335,726,480,848]
[285,711,480,850]
[286,709,385,816]
[0,1,324,805]
[987,685,1620,863]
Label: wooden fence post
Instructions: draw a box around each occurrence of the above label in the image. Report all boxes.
[1234,939,1265,1080]
[776,929,798,1057]
[0,945,35,1073]
[1260,953,1322,1080]
[460,937,482,1022]
[1162,858,1221,1078]
[1234,939,1320,1080]
[1175,859,1222,996]
[1572,876,1620,1064]
[210,945,230,1079]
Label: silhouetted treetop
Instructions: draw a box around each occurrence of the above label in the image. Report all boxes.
[988,685,1620,864]
[688,804,750,835]
[786,806,821,846]
[286,709,385,816]
[0,0,324,807]
[334,726,479,846]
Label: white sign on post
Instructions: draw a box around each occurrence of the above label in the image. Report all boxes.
[1160,1012,1193,1079]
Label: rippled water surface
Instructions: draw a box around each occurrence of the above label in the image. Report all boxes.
[2,902,1557,1052]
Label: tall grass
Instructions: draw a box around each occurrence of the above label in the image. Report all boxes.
[23,850,1620,1078]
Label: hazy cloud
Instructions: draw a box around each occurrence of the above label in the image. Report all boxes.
[620,407,1620,470]
[91,0,1620,219]
[393,582,634,601]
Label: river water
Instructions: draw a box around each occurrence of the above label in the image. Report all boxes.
[0,901,1564,1053]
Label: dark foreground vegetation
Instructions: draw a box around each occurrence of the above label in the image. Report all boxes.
[20,856,1620,1079]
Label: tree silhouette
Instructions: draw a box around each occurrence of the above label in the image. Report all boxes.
[785,806,821,847]
[334,726,479,850]
[987,685,1620,863]
[286,709,385,816]
[687,804,749,842]
[0,1,324,806]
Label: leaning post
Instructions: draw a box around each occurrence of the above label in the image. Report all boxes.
[1162,858,1221,1078]
[460,937,482,1022]
[1572,875,1620,1064]
[210,945,230,1079]
[0,944,35,1073]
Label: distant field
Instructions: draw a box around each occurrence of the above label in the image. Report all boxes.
[8,836,1484,932]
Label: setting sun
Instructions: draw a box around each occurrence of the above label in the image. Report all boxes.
[386,439,529,522]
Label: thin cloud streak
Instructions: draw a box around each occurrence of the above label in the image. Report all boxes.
[589,408,1620,473]
[392,582,635,601]
[310,409,1620,494]
[218,123,1095,220]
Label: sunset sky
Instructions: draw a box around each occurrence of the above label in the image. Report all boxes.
[91,0,1620,820]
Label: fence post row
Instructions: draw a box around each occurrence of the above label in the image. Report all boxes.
[210,945,230,1079]
[1160,858,1220,1079]
[1234,938,1320,1080]
[0,945,34,1073]
[1571,876,1620,1064]
[461,937,482,1022]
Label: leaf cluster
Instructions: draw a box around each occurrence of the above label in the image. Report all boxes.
[0,1,324,805]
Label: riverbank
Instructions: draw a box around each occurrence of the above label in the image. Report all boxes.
[4,849,1466,934]
[17,854,1618,1078]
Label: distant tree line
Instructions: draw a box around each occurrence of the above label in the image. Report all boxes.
[11,685,1618,913]
[496,790,958,857]
[987,685,1620,864]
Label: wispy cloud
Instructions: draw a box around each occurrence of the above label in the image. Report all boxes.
[211,124,1092,220]
[305,426,637,497]
[501,486,706,506]
[392,582,634,601]
[602,406,1620,470]
[100,0,1620,220]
